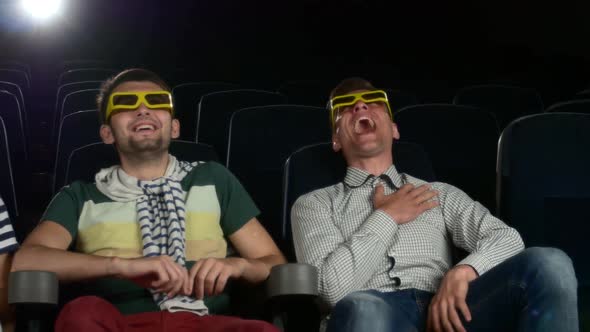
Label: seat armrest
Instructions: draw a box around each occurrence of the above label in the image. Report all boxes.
[266,263,321,331]
[8,271,59,305]
[8,271,59,332]
[267,263,318,298]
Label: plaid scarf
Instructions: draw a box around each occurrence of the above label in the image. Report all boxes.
[96,155,208,315]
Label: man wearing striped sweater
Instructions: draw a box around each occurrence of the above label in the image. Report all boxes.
[12,69,285,332]
[0,196,18,332]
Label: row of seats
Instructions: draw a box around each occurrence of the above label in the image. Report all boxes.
[7,112,589,331]
[3,63,590,224]
[3,63,590,153]
[49,81,590,148]
[49,98,587,213]
[53,103,494,238]
[51,81,590,148]
[5,62,590,148]
[3,67,590,214]
[32,113,590,321]
[45,111,590,261]
[1,60,589,330]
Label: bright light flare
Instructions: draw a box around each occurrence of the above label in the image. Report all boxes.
[22,0,63,20]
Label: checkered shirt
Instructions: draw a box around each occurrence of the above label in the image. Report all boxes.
[291,165,524,306]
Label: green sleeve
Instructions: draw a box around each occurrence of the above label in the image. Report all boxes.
[210,162,260,236]
[42,183,83,241]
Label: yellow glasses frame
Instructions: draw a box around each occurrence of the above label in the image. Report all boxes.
[106,90,174,122]
[328,90,392,126]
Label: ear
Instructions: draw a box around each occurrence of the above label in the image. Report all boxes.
[171,119,180,139]
[332,131,341,152]
[391,122,400,140]
[100,125,115,144]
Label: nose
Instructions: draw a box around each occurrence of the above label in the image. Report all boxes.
[136,103,151,116]
[352,100,368,113]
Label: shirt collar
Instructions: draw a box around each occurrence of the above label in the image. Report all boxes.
[344,164,405,189]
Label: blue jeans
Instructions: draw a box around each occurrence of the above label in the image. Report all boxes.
[326,247,578,332]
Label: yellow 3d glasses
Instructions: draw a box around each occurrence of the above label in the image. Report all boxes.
[106,91,174,122]
[328,90,392,126]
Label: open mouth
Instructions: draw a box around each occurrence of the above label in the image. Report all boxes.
[354,116,376,134]
[132,122,159,133]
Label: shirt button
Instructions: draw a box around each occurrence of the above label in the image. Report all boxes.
[392,277,401,287]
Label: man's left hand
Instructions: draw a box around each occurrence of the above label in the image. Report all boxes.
[427,265,478,332]
[188,257,246,299]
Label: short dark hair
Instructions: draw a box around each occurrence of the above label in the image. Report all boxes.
[329,77,381,131]
[329,77,377,100]
[96,68,171,124]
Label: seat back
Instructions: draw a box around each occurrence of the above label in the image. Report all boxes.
[0,91,27,167]
[384,88,419,113]
[197,90,287,160]
[281,141,435,260]
[65,141,219,185]
[226,105,330,246]
[172,82,239,140]
[0,117,18,218]
[60,60,113,72]
[498,113,590,281]
[53,81,102,139]
[0,61,31,78]
[54,81,102,123]
[53,110,101,193]
[545,100,590,114]
[0,69,29,90]
[278,80,335,107]
[454,84,544,129]
[0,81,26,118]
[56,89,101,135]
[57,68,116,86]
[395,104,499,212]
[573,88,590,100]
[0,75,29,141]
[497,113,590,330]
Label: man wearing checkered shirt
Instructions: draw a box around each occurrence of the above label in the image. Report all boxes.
[291,78,578,332]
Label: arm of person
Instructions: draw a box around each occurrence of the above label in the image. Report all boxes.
[188,217,286,299]
[291,190,399,306]
[227,217,285,282]
[12,221,115,282]
[440,184,524,275]
[13,221,190,297]
[0,253,15,332]
[427,183,525,332]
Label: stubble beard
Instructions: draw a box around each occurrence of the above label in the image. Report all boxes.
[117,135,169,160]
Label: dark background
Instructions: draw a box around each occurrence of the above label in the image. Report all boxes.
[2,0,590,233]
[1,0,590,98]
[2,2,589,328]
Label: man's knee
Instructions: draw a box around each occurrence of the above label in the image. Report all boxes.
[520,247,577,291]
[332,290,390,318]
[55,296,124,331]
